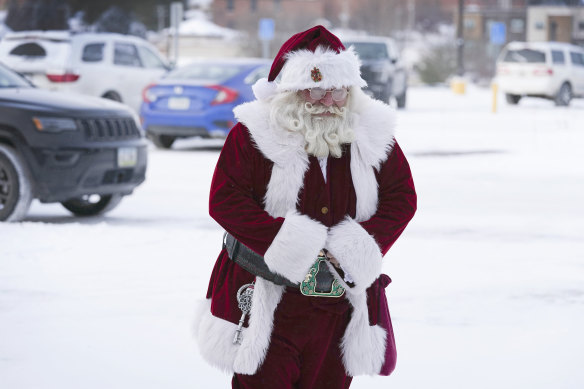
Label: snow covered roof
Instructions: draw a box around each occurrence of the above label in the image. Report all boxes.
[176,10,240,39]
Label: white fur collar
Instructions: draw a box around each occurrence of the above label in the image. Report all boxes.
[233,88,396,169]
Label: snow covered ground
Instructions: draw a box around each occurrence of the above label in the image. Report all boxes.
[1,86,583,388]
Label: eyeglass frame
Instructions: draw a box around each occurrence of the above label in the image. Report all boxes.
[308,87,349,102]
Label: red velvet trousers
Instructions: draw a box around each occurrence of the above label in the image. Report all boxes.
[232,287,353,389]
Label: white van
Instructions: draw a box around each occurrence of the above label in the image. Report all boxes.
[496,41,584,106]
[0,31,170,113]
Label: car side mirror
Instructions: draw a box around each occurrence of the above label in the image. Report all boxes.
[165,60,176,71]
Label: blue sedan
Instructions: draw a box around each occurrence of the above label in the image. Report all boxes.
[140,59,270,149]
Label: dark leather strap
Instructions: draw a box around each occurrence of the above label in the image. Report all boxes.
[223,232,298,288]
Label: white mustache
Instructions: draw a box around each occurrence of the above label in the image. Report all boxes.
[304,102,345,116]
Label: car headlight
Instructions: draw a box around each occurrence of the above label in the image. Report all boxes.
[129,111,145,136]
[32,117,78,132]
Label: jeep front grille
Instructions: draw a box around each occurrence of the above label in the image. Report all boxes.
[79,118,141,141]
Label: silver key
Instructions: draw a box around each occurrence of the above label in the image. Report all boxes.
[233,283,254,345]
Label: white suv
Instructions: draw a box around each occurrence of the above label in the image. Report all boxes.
[0,31,169,113]
[496,41,584,106]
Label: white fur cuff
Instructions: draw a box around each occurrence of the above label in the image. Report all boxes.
[264,210,327,284]
[326,217,382,294]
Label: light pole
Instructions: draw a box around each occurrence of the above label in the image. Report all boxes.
[456,0,465,77]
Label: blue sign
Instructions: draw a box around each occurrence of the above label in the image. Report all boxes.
[259,18,275,41]
[490,22,506,45]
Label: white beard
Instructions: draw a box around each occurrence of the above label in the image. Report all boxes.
[269,91,355,158]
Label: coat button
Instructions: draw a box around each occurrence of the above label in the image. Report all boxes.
[321,206,328,214]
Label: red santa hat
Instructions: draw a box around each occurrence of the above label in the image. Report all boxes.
[252,25,367,100]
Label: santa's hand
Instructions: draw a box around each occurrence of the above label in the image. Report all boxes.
[325,251,340,267]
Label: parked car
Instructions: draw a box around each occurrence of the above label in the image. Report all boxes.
[340,35,408,108]
[496,41,584,106]
[140,58,270,149]
[0,31,169,113]
[0,62,147,222]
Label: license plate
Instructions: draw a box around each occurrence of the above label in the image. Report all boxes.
[168,97,190,110]
[118,147,137,167]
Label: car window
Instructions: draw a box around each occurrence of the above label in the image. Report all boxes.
[137,45,166,69]
[114,42,142,67]
[166,63,242,81]
[0,64,32,88]
[244,65,269,84]
[502,48,546,63]
[569,51,584,67]
[344,42,389,60]
[82,43,105,63]
[9,42,46,57]
[551,50,565,64]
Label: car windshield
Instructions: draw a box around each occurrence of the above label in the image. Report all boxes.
[165,63,243,82]
[345,42,389,60]
[502,49,546,63]
[0,64,31,88]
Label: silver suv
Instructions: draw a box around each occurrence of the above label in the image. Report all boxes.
[0,31,169,113]
[496,41,584,106]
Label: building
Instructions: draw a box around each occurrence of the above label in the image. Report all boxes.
[527,5,584,44]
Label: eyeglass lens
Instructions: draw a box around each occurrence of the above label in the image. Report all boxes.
[309,88,348,101]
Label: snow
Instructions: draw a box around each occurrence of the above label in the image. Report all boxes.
[177,10,240,39]
[1,86,584,388]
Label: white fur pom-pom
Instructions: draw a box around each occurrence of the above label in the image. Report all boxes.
[252,77,278,101]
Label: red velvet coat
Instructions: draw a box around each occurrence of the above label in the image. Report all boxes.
[194,88,416,377]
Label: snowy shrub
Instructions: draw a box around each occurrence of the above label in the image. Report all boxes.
[415,42,457,85]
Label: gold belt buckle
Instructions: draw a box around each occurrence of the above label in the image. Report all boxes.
[300,251,345,298]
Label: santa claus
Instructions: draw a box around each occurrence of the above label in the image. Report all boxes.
[194,25,417,388]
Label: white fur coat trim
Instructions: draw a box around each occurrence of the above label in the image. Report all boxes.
[194,278,285,375]
[279,46,367,91]
[264,210,328,284]
[326,216,383,295]
[341,290,388,375]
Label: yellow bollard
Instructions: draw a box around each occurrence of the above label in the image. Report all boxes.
[491,82,498,113]
[451,77,466,94]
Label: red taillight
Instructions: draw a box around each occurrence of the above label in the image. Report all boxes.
[209,85,238,105]
[533,67,553,76]
[142,83,157,103]
[46,73,80,82]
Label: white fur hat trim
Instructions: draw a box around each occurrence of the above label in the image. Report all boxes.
[278,46,366,92]
[252,77,278,101]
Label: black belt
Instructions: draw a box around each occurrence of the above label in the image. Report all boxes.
[222,232,341,293]
[223,232,298,288]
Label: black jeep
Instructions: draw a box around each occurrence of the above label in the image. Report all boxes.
[0,62,147,222]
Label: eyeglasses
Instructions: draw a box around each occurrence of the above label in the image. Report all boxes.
[309,87,348,102]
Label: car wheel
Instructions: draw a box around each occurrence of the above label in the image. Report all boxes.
[102,91,122,102]
[0,144,33,222]
[150,134,176,149]
[505,94,521,105]
[554,83,572,107]
[61,194,123,217]
[395,90,407,109]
